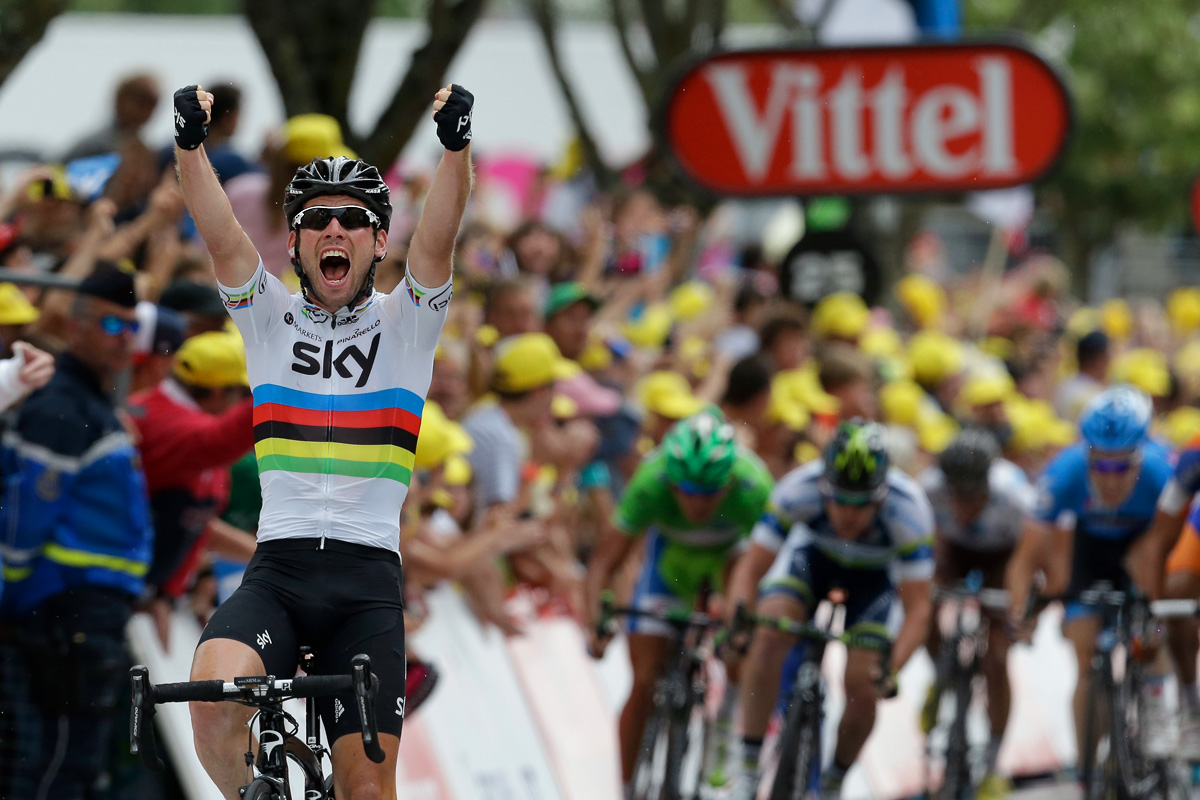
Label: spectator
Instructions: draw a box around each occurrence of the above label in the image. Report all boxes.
[128,330,256,645]
[720,354,773,445]
[544,281,599,361]
[634,370,704,445]
[159,279,229,338]
[817,343,880,421]
[130,304,186,393]
[1056,330,1110,422]
[225,112,356,279]
[758,303,809,371]
[0,282,41,356]
[63,72,160,160]
[0,341,54,413]
[484,277,541,339]
[0,262,152,799]
[713,282,767,361]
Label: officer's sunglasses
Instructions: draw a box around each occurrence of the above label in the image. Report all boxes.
[95,315,140,336]
[291,206,380,232]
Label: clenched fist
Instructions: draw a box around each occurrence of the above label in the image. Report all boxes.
[173,85,212,151]
[432,84,473,152]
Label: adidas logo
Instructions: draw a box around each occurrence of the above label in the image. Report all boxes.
[334,698,345,722]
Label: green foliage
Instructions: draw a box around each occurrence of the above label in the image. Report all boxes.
[965,0,1200,243]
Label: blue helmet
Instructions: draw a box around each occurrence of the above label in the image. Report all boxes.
[1079,385,1152,452]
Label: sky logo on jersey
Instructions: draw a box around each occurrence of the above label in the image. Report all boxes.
[251,383,424,484]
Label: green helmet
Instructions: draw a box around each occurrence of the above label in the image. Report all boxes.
[663,411,737,492]
[822,418,889,503]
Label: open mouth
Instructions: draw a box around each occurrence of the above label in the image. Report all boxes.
[319,248,351,285]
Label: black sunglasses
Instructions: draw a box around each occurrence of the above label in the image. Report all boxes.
[291,206,380,231]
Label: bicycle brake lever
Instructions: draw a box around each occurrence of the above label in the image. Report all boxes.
[129,666,165,771]
[351,655,386,764]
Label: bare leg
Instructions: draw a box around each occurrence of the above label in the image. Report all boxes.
[189,638,266,800]
[618,633,673,782]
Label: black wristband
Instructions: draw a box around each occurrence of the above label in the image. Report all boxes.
[173,86,209,151]
[434,84,474,152]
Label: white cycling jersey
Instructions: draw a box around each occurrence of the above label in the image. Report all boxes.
[919,458,1036,552]
[218,259,451,553]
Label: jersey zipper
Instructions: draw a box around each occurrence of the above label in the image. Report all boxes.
[322,312,338,550]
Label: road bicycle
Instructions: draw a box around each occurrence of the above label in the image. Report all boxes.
[598,592,727,800]
[733,590,892,800]
[130,647,383,799]
[923,570,1011,800]
[1074,583,1191,800]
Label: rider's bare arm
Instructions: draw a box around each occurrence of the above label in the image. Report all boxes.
[407,89,474,289]
[724,542,776,622]
[890,578,932,672]
[583,528,639,636]
[174,87,259,287]
[1005,518,1053,623]
[1127,507,1189,601]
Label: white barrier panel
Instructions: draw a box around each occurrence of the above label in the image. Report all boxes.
[409,585,565,800]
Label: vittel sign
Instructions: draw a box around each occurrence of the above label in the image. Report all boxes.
[660,42,1072,196]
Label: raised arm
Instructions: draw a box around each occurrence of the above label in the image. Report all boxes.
[172,85,260,287]
[407,84,475,289]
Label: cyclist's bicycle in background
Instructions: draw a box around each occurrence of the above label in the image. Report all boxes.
[734,590,893,800]
[1073,583,1191,800]
[130,648,383,799]
[923,571,1011,800]
[598,593,726,800]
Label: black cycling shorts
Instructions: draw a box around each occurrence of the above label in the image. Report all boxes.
[198,538,406,742]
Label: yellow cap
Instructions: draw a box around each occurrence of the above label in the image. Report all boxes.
[1100,298,1133,341]
[959,368,1016,408]
[635,371,704,420]
[1110,348,1171,398]
[173,331,248,388]
[765,384,811,431]
[669,282,716,322]
[909,330,964,387]
[577,336,612,372]
[282,114,357,164]
[0,283,39,325]
[1164,407,1200,448]
[879,380,925,427]
[679,335,712,379]
[551,394,579,420]
[623,304,674,348]
[811,292,869,341]
[444,454,472,486]
[1176,340,1200,381]
[1007,397,1075,452]
[916,410,959,454]
[1066,307,1101,339]
[793,441,821,465]
[1169,288,1200,337]
[475,324,500,348]
[859,326,904,361]
[491,333,575,393]
[978,336,1014,362]
[774,365,840,417]
[415,401,474,470]
[896,274,946,329]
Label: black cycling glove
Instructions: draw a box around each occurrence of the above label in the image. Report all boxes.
[173,86,209,151]
[434,84,474,152]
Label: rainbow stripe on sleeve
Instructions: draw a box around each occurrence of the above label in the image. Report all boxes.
[251,384,424,484]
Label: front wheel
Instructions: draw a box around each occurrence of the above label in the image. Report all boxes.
[240,778,282,800]
[769,695,820,800]
[633,697,671,800]
[660,698,694,800]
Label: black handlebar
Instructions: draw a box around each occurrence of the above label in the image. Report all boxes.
[129,654,385,769]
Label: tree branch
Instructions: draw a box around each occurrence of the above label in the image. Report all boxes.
[758,0,809,38]
[611,0,654,106]
[358,0,487,169]
[638,0,672,69]
[530,0,618,190]
[0,0,70,94]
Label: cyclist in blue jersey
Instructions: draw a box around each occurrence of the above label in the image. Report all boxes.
[1010,386,1173,767]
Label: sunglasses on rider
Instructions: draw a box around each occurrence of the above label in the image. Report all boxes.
[291,206,380,232]
[675,479,724,497]
[1089,454,1136,474]
[96,315,140,336]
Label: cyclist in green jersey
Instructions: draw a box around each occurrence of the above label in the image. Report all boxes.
[584,409,774,796]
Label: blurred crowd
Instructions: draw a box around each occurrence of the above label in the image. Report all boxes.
[1,71,1200,797]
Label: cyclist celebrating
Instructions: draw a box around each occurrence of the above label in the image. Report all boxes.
[172,82,472,799]
[584,410,773,797]
[918,428,1039,800]
[732,419,934,800]
[1010,386,1173,770]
